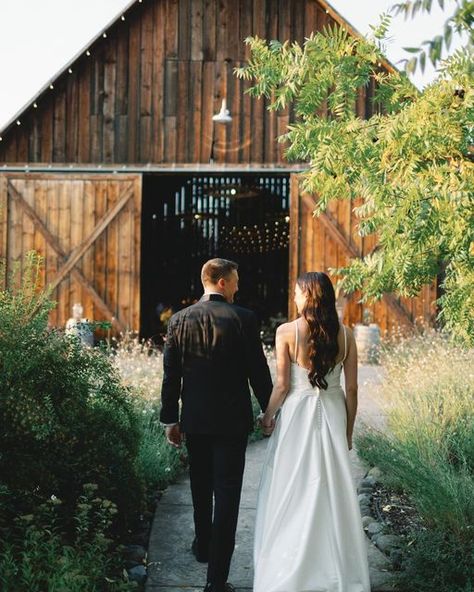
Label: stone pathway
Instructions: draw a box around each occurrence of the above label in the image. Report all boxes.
[145,365,397,592]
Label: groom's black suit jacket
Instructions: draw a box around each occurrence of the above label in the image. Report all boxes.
[160,293,273,434]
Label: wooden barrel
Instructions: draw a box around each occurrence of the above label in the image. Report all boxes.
[353,323,381,364]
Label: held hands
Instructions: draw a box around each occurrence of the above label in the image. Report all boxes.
[258,413,275,436]
[166,424,184,448]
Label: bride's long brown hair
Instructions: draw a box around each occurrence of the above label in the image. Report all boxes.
[297,272,340,390]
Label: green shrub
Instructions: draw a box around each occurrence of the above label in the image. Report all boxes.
[107,333,184,489]
[355,331,474,589]
[135,403,184,491]
[356,428,474,537]
[0,483,134,592]
[398,529,473,592]
[0,254,145,533]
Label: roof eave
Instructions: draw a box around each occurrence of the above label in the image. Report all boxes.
[0,0,138,137]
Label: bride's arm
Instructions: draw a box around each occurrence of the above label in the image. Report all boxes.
[343,328,358,450]
[261,325,291,430]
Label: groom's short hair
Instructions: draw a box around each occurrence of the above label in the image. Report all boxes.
[201,258,238,285]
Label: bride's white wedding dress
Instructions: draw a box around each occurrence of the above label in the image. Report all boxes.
[254,323,370,592]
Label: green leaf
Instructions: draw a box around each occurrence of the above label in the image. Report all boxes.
[419,50,427,72]
[444,24,453,49]
[403,46,422,53]
[422,0,433,12]
[411,0,423,17]
[406,56,418,74]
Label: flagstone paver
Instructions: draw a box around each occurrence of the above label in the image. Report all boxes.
[145,365,398,592]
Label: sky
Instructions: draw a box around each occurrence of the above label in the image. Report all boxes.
[0,0,463,131]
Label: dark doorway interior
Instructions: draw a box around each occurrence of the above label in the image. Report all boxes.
[140,173,290,342]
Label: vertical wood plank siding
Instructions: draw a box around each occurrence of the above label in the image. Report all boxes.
[288,175,438,333]
[0,0,436,332]
[0,0,377,166]
[0,174,142,331]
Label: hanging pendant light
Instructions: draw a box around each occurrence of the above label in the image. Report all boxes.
[212,99,232,123]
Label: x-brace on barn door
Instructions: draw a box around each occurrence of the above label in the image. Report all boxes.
[0,173,142,333]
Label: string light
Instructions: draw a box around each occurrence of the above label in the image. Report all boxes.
[16,120,21,126]
[49,84,54,89]
[68,68,73,74]
[0,137,2,141]
[86,50,91,56]
[103,33,107,38]
[219,217,290,255]
[33,102,38,108]
[121,15,126,21]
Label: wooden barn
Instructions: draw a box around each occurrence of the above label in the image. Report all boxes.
[0,0,436,339]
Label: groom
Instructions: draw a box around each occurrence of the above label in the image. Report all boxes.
[160,258,273,592]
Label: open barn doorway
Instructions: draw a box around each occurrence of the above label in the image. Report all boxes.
[140,173,290,343]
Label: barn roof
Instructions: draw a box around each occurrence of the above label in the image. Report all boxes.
[0,0,396,141]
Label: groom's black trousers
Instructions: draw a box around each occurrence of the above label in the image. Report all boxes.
[186,432,248,588]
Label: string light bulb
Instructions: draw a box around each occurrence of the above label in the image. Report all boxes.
[68,68,73,74]
[33,102,38,108]
[103,33,107,38]
[49,84,54,89]
[121,15,125,20]
[16,120,21,126]
[86,50,91,56]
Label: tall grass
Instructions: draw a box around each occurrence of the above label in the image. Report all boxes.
[355,331,474,591]
[109,333,184,490]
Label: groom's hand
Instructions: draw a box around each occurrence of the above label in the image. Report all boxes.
[259,417,275,437]
[166,424,184,448]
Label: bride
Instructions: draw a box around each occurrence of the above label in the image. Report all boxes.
[254,272,370,592]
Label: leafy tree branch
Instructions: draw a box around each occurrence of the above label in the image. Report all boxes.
[235,25,474,344]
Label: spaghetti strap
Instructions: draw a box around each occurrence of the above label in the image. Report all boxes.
[342,325,348,364]
[294,320,299,363]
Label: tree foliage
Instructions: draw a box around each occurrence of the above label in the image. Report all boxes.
[235,25,474,344]
[393,0,474,74]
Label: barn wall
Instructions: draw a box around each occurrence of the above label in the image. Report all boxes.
[0,0,374,166]
[288,175,438,333]
[0,0,436,334]
[0,173,142,331]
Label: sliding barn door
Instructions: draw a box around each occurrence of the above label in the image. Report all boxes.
[288,173,436,333]
[0,173,142,333]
